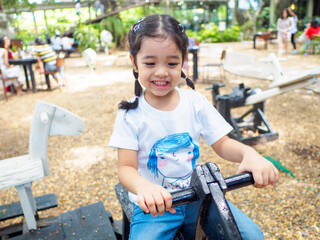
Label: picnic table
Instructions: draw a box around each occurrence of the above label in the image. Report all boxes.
[9,58,38,92]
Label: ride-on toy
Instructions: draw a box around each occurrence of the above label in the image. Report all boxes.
[115,162,254,240]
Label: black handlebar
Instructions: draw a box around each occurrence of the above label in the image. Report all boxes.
[171,172,253,207]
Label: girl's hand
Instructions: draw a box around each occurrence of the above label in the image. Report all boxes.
[136,182,176,217]
[236,150,279,188]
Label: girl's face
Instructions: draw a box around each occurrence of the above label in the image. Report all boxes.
[283,10,287,18]
[4,36,10,49]
[131,36,183,104]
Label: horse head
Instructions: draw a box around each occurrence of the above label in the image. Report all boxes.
[29,101,85,176]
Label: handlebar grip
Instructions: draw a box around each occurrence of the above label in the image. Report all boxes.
[225,172,254,192]
[171,187,197,208]
[170,173,253,208]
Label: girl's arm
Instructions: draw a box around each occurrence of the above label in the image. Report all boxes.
[211,136,279,188]
[277,19,281,31]
[117,148,176,217]
[3,50,13,68]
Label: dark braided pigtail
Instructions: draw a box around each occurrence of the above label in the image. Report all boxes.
[181,71,195,90]
[118,70,143,110]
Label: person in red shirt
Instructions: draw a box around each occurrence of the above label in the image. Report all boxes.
[305,19,320,39]
[301,19,320,54]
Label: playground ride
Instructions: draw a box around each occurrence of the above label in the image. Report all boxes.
[100,30,113,56]
[82,48,98,73]
[207,54,320,145]
[116,162,254,240]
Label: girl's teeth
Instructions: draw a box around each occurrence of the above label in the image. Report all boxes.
[154,81,167,85]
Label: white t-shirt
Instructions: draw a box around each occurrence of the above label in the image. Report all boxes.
[290,16,298,34]
[109,88,233,203]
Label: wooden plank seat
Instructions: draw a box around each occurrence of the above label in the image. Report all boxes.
[0,194,57,222]
[0,101,85,231]
[0,202,118,240]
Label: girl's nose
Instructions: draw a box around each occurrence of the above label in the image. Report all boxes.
[155,65,168,77]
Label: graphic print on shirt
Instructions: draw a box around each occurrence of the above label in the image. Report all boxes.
[147,132,199,191]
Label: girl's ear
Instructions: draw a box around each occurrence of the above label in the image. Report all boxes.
[129,55,138,72]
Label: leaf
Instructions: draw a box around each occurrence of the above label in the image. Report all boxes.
[264,156,295,178]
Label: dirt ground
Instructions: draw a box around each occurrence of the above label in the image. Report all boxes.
[0,41,319,239]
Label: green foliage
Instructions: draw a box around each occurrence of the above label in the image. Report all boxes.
[221,26,241,42]
[119,6,165,33]
[99,16,125,46]
[187,23,240,43]
[257,7,270,23]
[240,20,255,40]
[74,25,99,52]
[16,30,36,47]
[2,0,36,13]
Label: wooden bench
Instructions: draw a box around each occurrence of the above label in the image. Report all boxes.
[253,31,277,49]
[0,101,85,230]
[0,201,119,239]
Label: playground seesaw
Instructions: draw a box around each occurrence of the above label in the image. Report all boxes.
[206,57,320,145]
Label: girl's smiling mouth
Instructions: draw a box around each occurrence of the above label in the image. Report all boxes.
[152,81,170,87]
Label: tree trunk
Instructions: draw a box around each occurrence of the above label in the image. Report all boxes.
[0,0,4,11]
[232,0,239,25]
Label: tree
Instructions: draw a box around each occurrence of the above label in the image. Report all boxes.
[2,0,36,13]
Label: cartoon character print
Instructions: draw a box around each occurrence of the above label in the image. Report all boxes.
[147,132,199,191]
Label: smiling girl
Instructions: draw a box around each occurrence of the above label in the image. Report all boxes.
[109,14,278,240]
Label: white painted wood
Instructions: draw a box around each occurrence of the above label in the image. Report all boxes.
[29,101,85,176]
[0,156,44,190]
[245,78,318,105]
[259,53,284,82]
[25,183,37,214]
[246,54,319,105]
[16,184,37,230]
[0,100,85,230]
[269,68,320,88]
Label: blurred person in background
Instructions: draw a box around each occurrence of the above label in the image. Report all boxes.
[0,36,24,96]
[33,37,65,87]
[277,9,293,57]
[288,7,298,54]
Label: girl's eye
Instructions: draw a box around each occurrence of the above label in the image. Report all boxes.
[145,62,155,66]
[160,157,165,159]
[168,63,178,66]
[188,151,191,154]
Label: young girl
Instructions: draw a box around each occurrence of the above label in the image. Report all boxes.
[277,9,293,57]
[109,14,279,240]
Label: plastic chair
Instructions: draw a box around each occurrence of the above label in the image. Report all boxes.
[203,49,226,83]
[44,58,65,90]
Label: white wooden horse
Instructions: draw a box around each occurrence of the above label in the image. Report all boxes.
[0,100,85,230]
